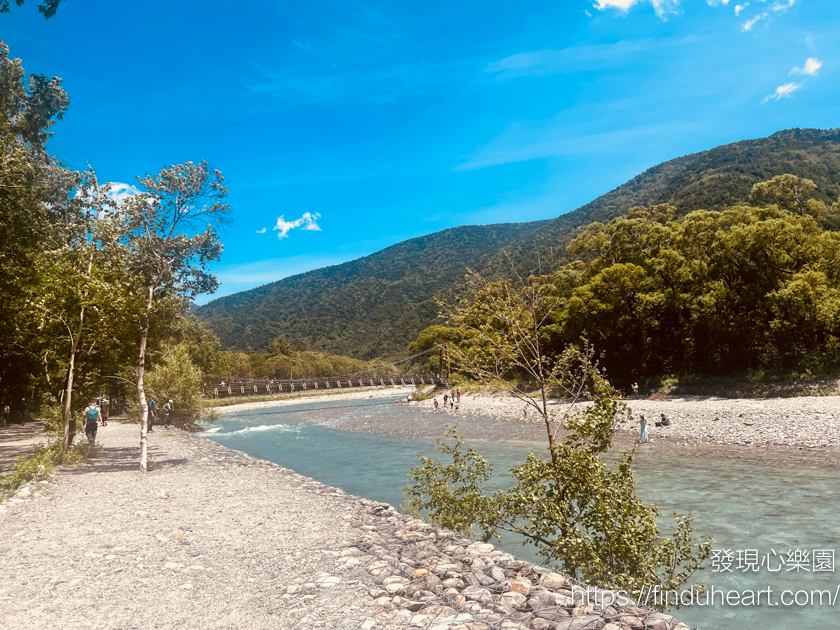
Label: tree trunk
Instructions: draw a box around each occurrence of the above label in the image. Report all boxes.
[59,259,91,464]
[58,308,85,463]
[136,283,155,471]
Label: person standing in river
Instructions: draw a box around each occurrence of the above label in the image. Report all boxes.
[639,414,649,444]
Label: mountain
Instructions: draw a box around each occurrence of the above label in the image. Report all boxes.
[197,127,840,358]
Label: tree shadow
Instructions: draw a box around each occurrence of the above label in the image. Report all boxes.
[62,446,191,475]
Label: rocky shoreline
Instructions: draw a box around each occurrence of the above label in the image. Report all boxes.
[411,392,840,449]
[0,421,695,630]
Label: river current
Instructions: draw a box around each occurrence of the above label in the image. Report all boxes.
[203,396,840,630]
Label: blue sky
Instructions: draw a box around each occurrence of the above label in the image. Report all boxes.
[3,0,839,303]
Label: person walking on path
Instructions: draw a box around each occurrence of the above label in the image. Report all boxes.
[83,401,99,442]
[639,414,649,444]
[1,403,9,427]
[17,398,28,426]
[148,395,157,432]
[632,382,639,400]
[163,399,173,429]
[100,397,109,426]
[456,388,461,403]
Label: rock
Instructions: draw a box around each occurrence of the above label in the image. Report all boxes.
[509,579,532,595]
[530,619,552,630]
[498,591,527,608]
[467,543,495,555]
[461,586,493,606]
[488,565,506,582]
[317,575,341,588]
[540,572,569,590]
[368,587,388,599]
[555,615,605,630]
[535,606,570,621]
[412,568,430,578]
[178,583,193,590]
[385,582,405,595]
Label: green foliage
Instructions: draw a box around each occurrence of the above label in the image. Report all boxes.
[554,192,840,377]
[406,275,712,607]
[0,0,65,19]
[405,373,712,607]
[137,343,203,425]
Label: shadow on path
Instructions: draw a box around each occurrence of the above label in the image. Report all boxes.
[0,421,46,475]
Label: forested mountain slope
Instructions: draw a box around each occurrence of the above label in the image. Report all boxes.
[197,127,840,358]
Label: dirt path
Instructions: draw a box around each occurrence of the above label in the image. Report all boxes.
[0,420,46,475]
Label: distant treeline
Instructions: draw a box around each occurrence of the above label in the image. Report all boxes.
[411,175,840,381]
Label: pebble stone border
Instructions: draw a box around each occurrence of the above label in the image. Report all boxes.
[335,497,698,630]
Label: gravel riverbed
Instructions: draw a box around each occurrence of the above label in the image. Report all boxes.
[0,421,694,630]
[411,393,840,449]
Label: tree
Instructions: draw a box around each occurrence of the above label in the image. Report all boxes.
[117,161,229,470]
[0,40,76,405]
[0,0,65,19]
[405,272,712,606]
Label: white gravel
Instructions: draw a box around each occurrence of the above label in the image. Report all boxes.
[415,393,840,448]
[0,421,411,629]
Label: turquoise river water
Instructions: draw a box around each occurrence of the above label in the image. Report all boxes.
[203,396,840,630]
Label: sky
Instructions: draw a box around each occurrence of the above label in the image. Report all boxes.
[3,0,839,303]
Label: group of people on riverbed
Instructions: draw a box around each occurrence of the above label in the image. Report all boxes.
[433,388,461,411]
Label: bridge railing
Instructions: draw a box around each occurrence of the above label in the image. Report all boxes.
[201,374,447,399]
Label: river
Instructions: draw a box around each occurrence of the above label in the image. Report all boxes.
[203,396,840,630]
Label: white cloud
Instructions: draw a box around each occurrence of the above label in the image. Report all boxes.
[761,82,801,102]
[771,0,795,12]
[741,14,762,30]
[790,57,822,76]
[272,212,322,240]
[734,3,749,16]
[256,227,266,234]
[104,182,142,204]
[592,0,680,19]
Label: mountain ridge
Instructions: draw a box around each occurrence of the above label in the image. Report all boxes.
[197,127,840,358]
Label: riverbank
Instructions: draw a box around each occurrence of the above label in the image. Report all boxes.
[408,393,840,449]
[209,385,415,415]
[0,420,692,630]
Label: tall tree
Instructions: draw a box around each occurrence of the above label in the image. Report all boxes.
[118,161,228,470]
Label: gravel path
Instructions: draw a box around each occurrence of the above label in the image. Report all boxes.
[0,421,414,629]
[0,420,46,475]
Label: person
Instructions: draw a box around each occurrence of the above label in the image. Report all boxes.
[163,399,173,429]
[660,413,670,427]
[639,414,649,444]
[17,398,27,426]
[148,395,157,432]
[450,399,454,410]
[83,400,99,441]
[69,413,76,446]
[433,398,439,409]
[405,393,412,403]
[100,397,109,427]
[443,392,449,405]
[632,382,639,400]
[456,388,461,403]
[1,403,9,426]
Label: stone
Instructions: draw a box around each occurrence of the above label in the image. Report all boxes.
[317,575,341,588]
[368,587,388,599]
[536,606,570,621]
[555,615,605,630]
[412,568,430,578]
[461,586,493,606]
[540,572,569,590]
[467,543,495,555]
[509,579,532,595]
[178,583,193,590]
[385,583,405,595]
[499,591,527,608]
[530,620,552,630]
[488,565,506,582]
